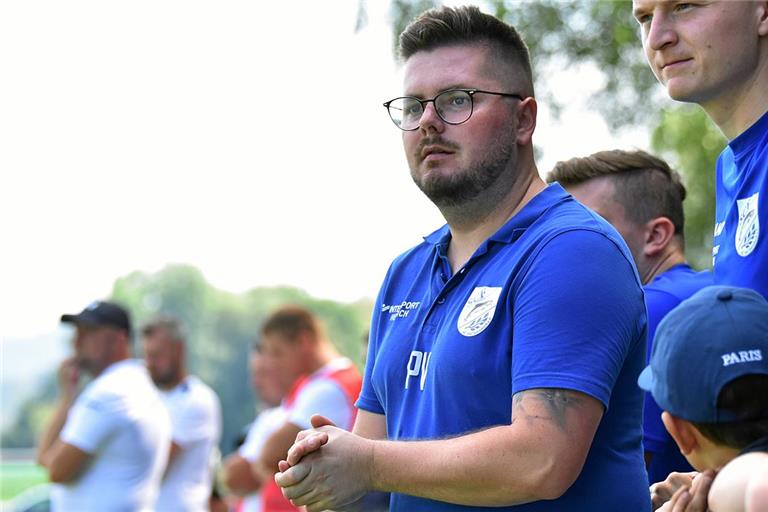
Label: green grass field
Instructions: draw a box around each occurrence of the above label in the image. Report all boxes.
[0,461,48,501]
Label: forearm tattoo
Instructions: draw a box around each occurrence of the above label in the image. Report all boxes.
[512,388,584,432]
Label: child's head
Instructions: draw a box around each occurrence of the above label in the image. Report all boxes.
[638,286,768,470]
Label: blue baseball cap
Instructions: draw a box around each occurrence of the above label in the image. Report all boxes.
[638,286,768,423]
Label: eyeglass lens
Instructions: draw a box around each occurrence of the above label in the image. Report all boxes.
[388,90,473,130]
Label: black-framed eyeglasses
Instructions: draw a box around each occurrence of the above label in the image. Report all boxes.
[383,89,524,131]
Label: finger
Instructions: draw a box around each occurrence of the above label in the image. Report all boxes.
[286,433,329,466]
[295,428,315,443]
[274,463,311,488]
[310,414,336,428]
[278,460,290,472]
[670,489,691,512]
[307,499,334,512]
[687,470,714,511]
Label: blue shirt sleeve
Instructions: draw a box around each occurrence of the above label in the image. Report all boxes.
[356,268,390,415]
[511,229,646,408]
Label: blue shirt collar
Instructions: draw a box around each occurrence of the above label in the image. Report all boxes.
[730,109,768,156]
[423,183,571,249]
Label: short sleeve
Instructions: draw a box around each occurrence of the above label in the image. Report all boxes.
[511,229,646,408]
[60,391,124,454]
[288,379,353,430]
[356,274,389,415]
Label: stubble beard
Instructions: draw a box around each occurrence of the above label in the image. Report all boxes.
[411,136,516,217]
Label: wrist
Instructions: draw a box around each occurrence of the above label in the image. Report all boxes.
[368,438,382,493]
[368,439,394,493]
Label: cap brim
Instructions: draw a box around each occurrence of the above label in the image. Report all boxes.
[637,365,655,391]
[60,312,100,325]
[60,313,81,324]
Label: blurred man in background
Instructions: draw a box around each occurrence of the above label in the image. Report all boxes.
[223,342,290,512]
[549,149,713,484]
[257,305,362,510]
[37,301,171,511]
[142,316,222,512]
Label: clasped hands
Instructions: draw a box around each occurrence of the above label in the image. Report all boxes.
[275,415,375,512]
[651,470,716,512]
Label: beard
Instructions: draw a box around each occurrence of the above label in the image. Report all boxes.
[410,135,516,208]
[150,368,180,388]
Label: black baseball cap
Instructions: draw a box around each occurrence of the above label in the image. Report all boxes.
[61,300,132,335]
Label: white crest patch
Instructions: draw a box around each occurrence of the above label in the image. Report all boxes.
[457,286,502,337]
[735,192,760,257]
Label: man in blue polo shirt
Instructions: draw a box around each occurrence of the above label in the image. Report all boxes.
[548,149,713,485]
[631,0,768,297]
[274,6,649,511]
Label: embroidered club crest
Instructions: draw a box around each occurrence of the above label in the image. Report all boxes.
[735,192,760,257]
[457,286,502,337]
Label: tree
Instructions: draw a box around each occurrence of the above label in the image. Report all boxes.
[372,0,723,268]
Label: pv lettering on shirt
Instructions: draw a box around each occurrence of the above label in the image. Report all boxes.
[404,350,431,390]
[721,349,763,367]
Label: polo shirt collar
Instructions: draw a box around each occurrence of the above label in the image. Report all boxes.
[423,183,570,249]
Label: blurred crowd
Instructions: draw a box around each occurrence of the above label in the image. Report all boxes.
[35,302,370,512]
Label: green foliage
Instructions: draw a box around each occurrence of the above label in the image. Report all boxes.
[651,106,726,269]
[1,377,58,449]
[2,265,373,455]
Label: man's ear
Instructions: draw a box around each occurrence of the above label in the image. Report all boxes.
[756,1,768,37]
[662,411,700,455]
[643,217,677,257]
[515,97,537,146]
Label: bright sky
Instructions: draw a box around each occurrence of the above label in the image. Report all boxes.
[1,0,648,339]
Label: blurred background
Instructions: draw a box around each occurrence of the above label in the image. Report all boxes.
[1,0,724,504]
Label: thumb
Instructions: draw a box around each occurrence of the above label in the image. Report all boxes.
[310,414,335,429]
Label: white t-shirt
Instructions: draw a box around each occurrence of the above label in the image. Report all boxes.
[52,359,172,512]
[237,407,286,512]
[156,375,222,512]
[287,358,355,431]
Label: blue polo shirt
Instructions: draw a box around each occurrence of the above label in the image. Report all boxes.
[714,109,768,298]
[643,264,713,484]
[357,184,649,511]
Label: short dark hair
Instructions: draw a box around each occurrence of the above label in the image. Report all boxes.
[141,316,186,344]
[260,305,321,343]
[399,5,534,96]
[692,375,768,450]
[548,149,687,237]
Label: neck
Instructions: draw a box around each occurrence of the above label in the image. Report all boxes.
[159,369,188,391]
[641,248,687,285]
[93,353,130,377]
[306,343,339,375]
[702,444,742,471]
[444,161,545,274]
[702,56,768,140]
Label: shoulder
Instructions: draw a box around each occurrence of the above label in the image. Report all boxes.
[709,452,768,511]
[296,376,347,402]
[185,376,220,407]
[517,190,635,268]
